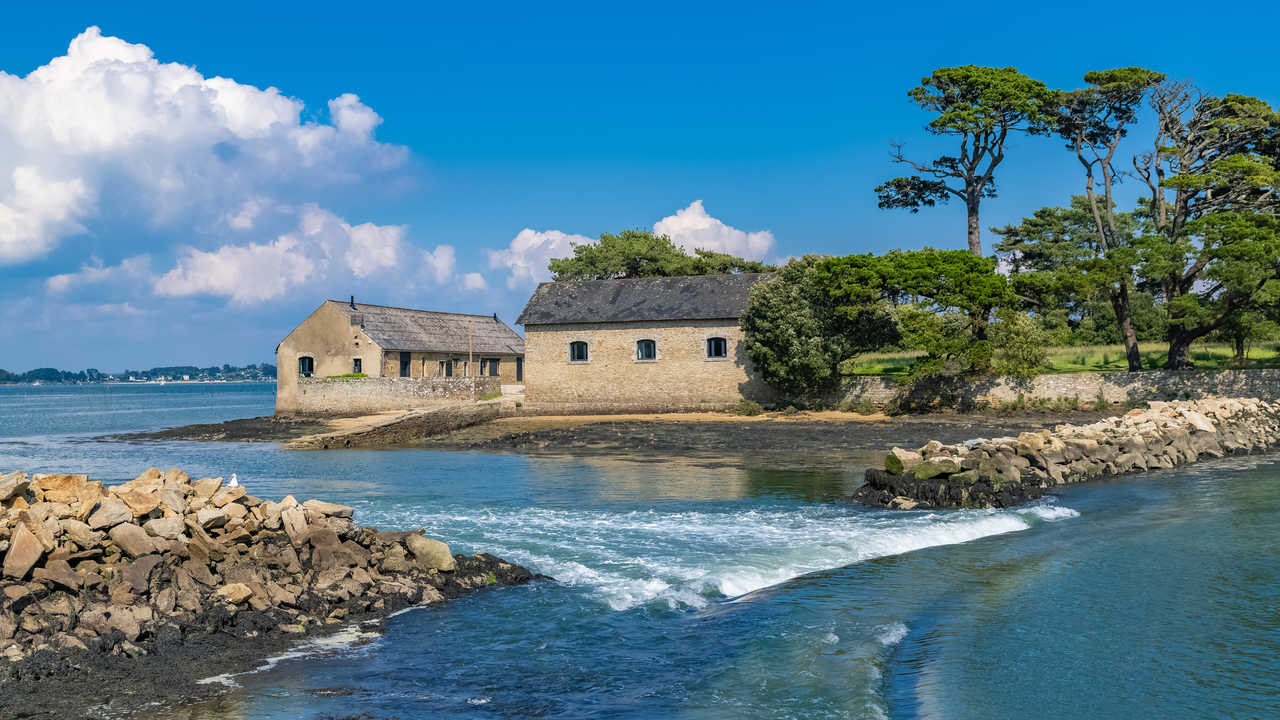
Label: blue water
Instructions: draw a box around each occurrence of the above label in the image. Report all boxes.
[2,384,1278,719]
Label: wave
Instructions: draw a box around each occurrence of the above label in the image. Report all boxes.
[361,499,1079,612]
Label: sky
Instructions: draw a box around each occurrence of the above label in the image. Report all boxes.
[1,0,1278,371]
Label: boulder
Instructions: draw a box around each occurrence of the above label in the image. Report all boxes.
[60,519,103,549]
[2,525,44,579]
[380,543,412,573]
[31,474,86,505]
[910,457,963,480]
[117,489,162,517]
[143,516,185,540]
[884,448,923,475]
[302,499,355,518]
[210,486,245,508]
[87,498,133,530]
[404,534,456,572]
[192,477,223,500]
[0,472,30,502]
[281,507,309,547]
[108,523,156,558]
[195,506,228,530]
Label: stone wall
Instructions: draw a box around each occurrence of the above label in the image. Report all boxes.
[851,397,1280,510]
[281,377,501,416]
[522,319,776,413]
[836,369,1280,409]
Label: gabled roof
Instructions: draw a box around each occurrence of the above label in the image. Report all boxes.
[516,273,768,326]
[328,301,524,355]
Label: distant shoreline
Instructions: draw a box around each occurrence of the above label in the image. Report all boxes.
[0,379,275,387]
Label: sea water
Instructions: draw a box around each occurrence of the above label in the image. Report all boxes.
[1,384,1277,719]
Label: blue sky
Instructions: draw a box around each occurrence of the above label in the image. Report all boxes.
[2,0,1277,371]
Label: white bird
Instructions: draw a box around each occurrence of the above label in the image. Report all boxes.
[229,473,239,488]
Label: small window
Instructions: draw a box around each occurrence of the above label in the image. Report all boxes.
[569,341,589,362]
[706,337,728,359]
[636,339,656,361]
[353,358,362,374]
[488,358,501,377]
[298,356,314,378]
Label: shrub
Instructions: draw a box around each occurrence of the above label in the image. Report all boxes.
[733,398,763,416]
[325,372,368,379]
[779,405,801,416]
[990,309,1048,379]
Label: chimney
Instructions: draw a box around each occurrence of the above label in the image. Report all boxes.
[350,295,356,309]
[493,312,499,322]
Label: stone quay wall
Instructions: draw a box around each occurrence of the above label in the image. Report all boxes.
[836,369,1280,409]
[850,397,1280,510]
[283,376,502,416]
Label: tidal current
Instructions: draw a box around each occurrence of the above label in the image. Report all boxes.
[2,383,1277,719]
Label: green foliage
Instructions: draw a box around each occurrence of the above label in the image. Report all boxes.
[325,372,368,379]
[733,398,763,416]
[989,309,1049,379]
[548,229,773,281]
[741,256,899,396]
[876,65,1057,253]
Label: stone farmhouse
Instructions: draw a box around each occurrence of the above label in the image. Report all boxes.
[516,274,774,412]
[276,299,525,414]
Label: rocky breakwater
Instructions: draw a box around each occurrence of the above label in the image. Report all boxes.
[0,467,536,717]
[851,398,1280,509]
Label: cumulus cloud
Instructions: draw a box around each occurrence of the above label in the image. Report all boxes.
[46,254,151,294]
[461,272,488,291]
[653,200,774,261]
[486,229,593,288]
[422,245,456,285]
[155,205,411,305]
[0,167,92,263]
[0,26,406,267]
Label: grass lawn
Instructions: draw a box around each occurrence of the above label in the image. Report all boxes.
[846,342,1280,376]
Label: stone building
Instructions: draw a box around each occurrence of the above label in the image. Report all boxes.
[276,299,524,414]
[516,274,773,412]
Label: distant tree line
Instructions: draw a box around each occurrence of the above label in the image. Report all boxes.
[0,364,276,384]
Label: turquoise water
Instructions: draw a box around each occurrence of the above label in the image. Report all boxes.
[1,384,1278,719]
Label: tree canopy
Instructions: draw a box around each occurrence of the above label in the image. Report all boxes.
[875,66,1057,255]
[548,229,773,281]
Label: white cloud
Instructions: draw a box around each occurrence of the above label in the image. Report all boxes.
[46,254,151,294]
[461,272,488,291]
[156,236,315,306]
[0,167,92,263]
[345,220,406,279]
[422,245,456,285]
[155,205,407,305]
[0,26,407,266]
[653,200,773,261]
[487,228,593,288]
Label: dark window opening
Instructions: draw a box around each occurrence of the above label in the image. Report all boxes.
[569,341,589,362]
[636,339,656,361]
[353,358,362,374]
[440,359,453,377]
[298,356,314,378]
[706,337,728,358]
[486,358,501,377]
[399,351,411,378]
[516,357,524,382]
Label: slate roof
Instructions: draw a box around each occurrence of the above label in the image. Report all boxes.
[328,301,525,355]
[517,273,768,325]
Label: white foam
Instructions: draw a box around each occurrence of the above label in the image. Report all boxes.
[361,499,1080,612]
[875,622,908,647]
[196,624,382,686]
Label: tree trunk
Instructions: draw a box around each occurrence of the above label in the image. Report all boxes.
[965,196,982,256]
[1110,285,1142,372]
[1233,334,1246,365]
[1166,330,1195,370]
